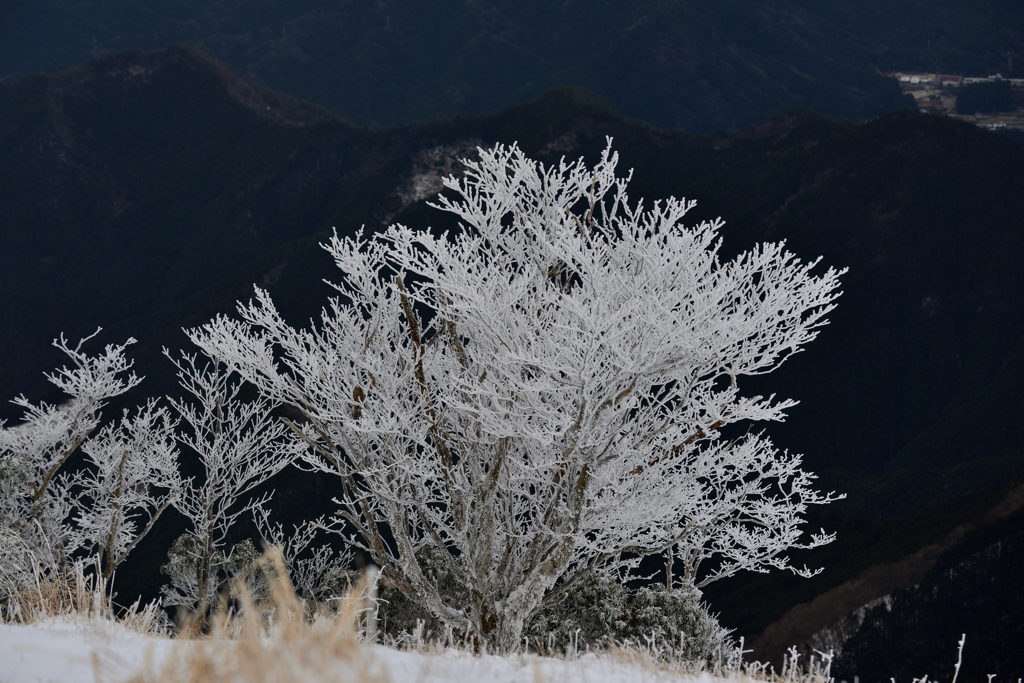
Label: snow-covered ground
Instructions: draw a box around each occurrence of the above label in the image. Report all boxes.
[0,619,734,683]
[0,619,174,682]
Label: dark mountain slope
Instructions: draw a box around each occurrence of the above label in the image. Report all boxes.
[7,0,1022,132]
[1,45,373,399]
[1,48,1023,652]
[833,502,1024,681]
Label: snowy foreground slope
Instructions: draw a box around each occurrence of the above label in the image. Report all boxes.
[0,619,734,683]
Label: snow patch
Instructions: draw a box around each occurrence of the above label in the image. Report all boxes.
[0,622,737,683]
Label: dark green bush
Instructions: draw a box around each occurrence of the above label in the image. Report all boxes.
[372,550,734,664]
[955,81,1013,114]
[527,572,736,664]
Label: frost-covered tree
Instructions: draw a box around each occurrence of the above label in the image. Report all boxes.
[0,332,141,572]
[161,349,301,611]
[68,400,183,581]
[194,140,845,651]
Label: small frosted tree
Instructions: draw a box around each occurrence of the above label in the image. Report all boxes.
[251,504,355,604]
[0,332,142,572]
[67,400,183,581]
[195,140,845,651]
[1,331,183,611]
[161,349,301,611]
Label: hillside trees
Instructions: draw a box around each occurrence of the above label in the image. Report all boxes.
[194,140,845,651]
[955,80,1014,114]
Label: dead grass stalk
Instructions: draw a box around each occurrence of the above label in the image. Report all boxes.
[125,547,386,683]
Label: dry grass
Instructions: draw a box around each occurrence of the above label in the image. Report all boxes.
[124,547,387,683]
[0,529,166,633]
[594,639,835,683]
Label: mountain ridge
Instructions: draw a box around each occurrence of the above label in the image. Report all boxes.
[11,0,1024,132]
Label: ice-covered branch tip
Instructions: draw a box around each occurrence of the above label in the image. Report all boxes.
[195,138,846,652]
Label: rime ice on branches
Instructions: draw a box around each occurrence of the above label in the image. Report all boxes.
[0,332,182,595]
[160,349,303,611]
[196,140,846,651]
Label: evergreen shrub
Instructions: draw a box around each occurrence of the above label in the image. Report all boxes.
[527,572,736,664]
[373,552,734,665]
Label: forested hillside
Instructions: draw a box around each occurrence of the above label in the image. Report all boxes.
[834,502,1024,681]
[1,45,1023,671]
[4,0,1022,132]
